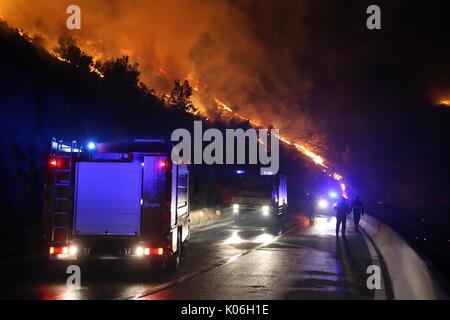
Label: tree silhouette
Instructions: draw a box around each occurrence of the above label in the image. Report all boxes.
[169,79,196,113]
[99,56,141,90]
[54,34,93,71]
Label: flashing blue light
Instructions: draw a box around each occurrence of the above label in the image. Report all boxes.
[328,191,339,199]
[87,142,97,150]
[236,170,245,175]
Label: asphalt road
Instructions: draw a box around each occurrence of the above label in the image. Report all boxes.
[0,213,380,300]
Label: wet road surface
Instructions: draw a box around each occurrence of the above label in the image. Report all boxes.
[0,214,380,300]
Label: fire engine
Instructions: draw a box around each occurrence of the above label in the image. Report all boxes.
[43,138,189,269]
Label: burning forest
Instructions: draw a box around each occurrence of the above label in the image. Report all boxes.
[0,0,329,167]
[2,0,450,208]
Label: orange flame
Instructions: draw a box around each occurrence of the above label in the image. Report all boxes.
[207,97,346,193]
[212,98,329,169]
[9,22,346,189]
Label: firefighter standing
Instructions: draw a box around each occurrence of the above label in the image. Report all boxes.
[334,196,350,237]
[305,193,315,225]
[351,196,364,231]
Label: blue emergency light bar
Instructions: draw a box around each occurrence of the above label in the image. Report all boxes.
[87,142,97,150]
[51,141,81,153]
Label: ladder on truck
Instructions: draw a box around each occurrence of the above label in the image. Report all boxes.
[50,139,78,244]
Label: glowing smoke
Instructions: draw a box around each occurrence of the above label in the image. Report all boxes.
[0,0,325,152]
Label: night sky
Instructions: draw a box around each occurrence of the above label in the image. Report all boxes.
[238,0,450,205]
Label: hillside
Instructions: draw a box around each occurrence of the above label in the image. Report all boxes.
[0,21,310,255]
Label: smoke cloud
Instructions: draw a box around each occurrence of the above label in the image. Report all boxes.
[5,0,450,204]
[0,0,325,153]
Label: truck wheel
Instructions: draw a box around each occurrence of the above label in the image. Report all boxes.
[181,242,188,259]
[166,231,182,271]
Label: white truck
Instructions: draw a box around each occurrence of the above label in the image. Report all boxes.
[43,139,189,269]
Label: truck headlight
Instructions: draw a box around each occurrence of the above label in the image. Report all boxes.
[233,204,239,214]
[135,246,144,257]
[69,245,78,255]
[262,205,270,216]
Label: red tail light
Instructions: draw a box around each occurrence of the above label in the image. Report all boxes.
[49,246,68,255]
[159,160,166,169]
[49,158,58,167]
[140,247,164,256]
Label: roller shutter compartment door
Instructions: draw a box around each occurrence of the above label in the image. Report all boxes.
[74,162,142,235]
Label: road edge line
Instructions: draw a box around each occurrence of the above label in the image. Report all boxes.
[360,225,395,300]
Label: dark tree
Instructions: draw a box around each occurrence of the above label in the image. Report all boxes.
[99,56,141,90]
[169,79,196,113]
[54,34,93,71]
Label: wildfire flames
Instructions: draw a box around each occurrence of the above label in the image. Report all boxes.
[0,0,346,190]
[440,99,450,107]
[52,51,104,78]
[212,98,326,167]
[198,96,347,190]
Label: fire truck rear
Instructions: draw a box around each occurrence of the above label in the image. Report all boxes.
[43,139,189,269]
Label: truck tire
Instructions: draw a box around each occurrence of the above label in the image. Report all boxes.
[166,230,182,271]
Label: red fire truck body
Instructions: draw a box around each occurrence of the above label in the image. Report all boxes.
[43,139,189,267]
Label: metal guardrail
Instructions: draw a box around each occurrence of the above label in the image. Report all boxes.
[360,214,448,300]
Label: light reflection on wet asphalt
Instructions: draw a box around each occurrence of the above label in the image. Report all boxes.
[0,214,377,300]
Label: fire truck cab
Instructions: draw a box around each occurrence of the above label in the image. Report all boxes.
[44,139,189,269]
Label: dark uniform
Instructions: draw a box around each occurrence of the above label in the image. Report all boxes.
[351,197,364,231]
[306,194,315,224]
[334,198,350,237]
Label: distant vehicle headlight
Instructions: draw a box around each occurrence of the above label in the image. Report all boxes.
[317,199,329,209]
[233,204,239,213]
[328,191,339,199]
[262,205,270,216]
